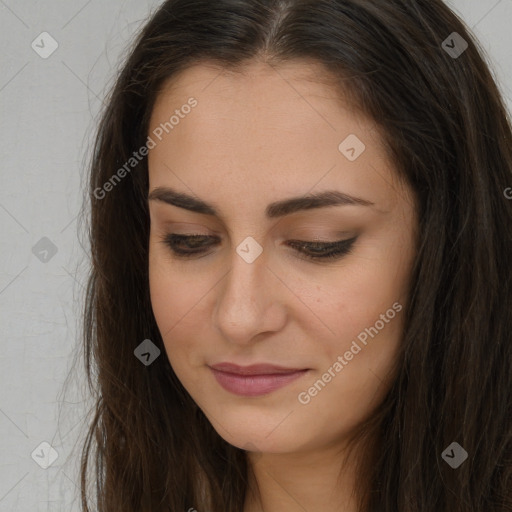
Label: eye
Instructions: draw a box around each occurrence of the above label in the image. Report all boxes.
[161,234,220,257]
[160,234,357,262]
[284,236,357,261]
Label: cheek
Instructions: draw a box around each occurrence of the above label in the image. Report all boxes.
[148,248,201,360]
[294,238,410,400]
[149,271,206,391]
[148,235,209,330]
[148,244,225,379]
[292,278,404,442]
[294,240,409,346]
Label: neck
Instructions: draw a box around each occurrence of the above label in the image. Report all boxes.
[243,441,365,512]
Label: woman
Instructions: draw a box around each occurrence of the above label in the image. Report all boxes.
[78,0,512,510]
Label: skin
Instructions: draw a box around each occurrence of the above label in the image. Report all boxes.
[147,59,418,512]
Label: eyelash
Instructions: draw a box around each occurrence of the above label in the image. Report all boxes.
[161,234,357,262]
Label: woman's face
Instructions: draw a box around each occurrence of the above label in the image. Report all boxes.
[147,60,417,455]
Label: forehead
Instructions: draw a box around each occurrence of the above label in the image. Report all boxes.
[154,58,347,107]
[150,59,368,135]
[147,59,402,215]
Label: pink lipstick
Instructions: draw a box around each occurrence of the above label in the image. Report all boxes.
[209,362,309,397]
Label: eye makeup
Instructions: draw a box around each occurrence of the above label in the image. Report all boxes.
[160,233,358,262]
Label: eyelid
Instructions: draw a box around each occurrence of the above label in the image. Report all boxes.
[285,236,357,260]
[161,233,357,261]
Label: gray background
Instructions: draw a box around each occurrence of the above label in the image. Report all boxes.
[0,0,511,510]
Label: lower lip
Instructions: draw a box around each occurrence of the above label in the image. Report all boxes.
[210,368,309,397]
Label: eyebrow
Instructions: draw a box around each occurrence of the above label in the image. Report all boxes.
[148,187,375,218]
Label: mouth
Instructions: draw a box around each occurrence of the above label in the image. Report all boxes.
[208,362,310,397]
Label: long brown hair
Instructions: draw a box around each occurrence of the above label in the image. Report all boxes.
[76,0,512,510]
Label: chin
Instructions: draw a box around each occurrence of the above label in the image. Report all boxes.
[201,406,307,454]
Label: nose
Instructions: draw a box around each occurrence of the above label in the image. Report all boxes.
[212,246,287,346]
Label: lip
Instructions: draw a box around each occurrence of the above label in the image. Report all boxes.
[209,362,309,397]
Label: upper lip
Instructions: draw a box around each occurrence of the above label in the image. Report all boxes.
[209,362,308,375]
